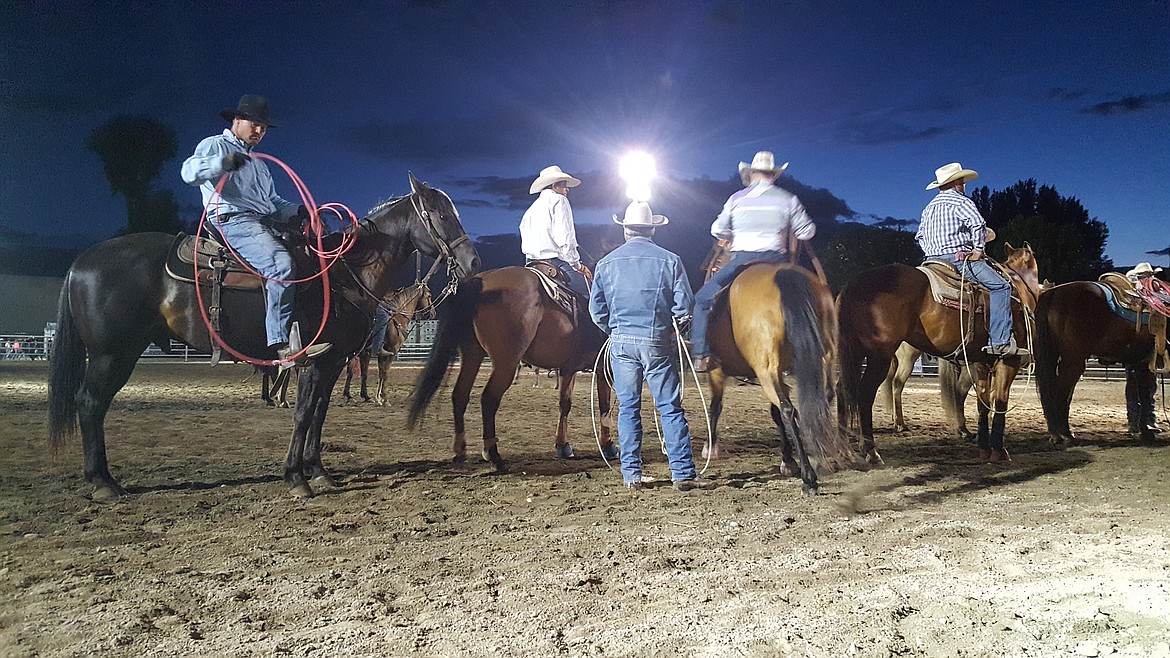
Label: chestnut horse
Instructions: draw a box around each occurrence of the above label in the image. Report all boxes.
[837,243,1041,462]
[342,280,435,405]
[408,267,616,471]
[703,263,855,494]
[48,173,479,500]
[1034,280,1166,444]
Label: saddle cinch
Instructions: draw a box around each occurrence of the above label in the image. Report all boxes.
[1095,272,1169,373]
[525,260,585,321]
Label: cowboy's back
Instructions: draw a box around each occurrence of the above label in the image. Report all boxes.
[589,237,693,347]
[712,183,815,254]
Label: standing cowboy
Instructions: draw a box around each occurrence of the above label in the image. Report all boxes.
[916,162,1026,358]
[1124,262,1164,436]
[589,201,712,492]
[181,94,331,366]
[691,151,815,372]
[520,165,590,297]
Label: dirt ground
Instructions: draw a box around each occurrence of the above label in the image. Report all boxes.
[1,360,1168,658]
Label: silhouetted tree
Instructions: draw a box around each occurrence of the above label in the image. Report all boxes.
[820,223,922,294]
[86,115,182,234]
[970,179,1111,282]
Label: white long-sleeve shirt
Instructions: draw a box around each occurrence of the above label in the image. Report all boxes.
[519,189,581,268]
[711,182,815,253]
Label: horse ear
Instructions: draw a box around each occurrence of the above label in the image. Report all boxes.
[408,171,427,195]
[1004,242,1015,254]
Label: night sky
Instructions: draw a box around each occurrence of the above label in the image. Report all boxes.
[2,1,1168,267]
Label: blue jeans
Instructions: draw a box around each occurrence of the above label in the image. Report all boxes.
[531,258,589,297]
[609,340,698,484]
[936,255,1012,347]
[691,250,786,356]
[369,306,391,353]
[217,216,295,347]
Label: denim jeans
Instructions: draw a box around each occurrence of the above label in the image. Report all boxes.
[691,250,786,356]
[217,216,295,346]
[532,257,589,297]
[934,255,1013,347]
[369,305,391,352]
[609,340,698,484]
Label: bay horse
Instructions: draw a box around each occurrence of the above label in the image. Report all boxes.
[837,243,1041,462]
[48,173,479,500]
[1034,280,1166,444]
[702,263,855,494]
[407,266,616,471]
[341,280,435,405]
[879,342,973,440]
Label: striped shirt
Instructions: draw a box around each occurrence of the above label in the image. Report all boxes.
[915,189,989,258]
[711,182,815,253]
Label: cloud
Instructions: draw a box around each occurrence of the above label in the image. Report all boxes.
[1080,90,1170,116]
[838,117,953,145]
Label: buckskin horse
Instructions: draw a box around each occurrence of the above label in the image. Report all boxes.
[48,173,479,500]
[837,243,1041,462]
[879,342,974,441]
[702,262,856,494]
[341,279,435,406]
[407,266,616,471]
[1034,276,1168,445]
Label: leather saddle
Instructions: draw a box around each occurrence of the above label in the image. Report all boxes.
[1096,272,1169,373]
[917,259,1002,313]
[526,260,583,320]
[1096,272,1146,315]
[165,233,264,291]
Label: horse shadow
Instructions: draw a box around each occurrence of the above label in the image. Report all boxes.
[125,474,283,495]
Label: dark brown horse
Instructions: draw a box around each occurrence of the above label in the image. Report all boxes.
[48,173,479,500]
[702,263,855,493]
[341,280,435,405]
[837,243,1041,462]
[408,266,616,470]
[1035,280,1166,444]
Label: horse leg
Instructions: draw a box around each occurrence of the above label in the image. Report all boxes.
[451,347,484,464]
[375,354,391,407]
[341,357,356,403]
[1049,356,1085,446]
[779,398,819,495]
[77,352,141,501]
[770,404,799,477]
[359,353,371,403]
[277,369,290,408]
[300,360,346,490]
[595,370,618,461]
[857,354,891,464]
[987,364,1014,462]
[702,367,726,460]
[941,360,975,443]
[554,371,578,459]
[480,358,521,472]
[972,367,993,459]
[261,369,276,408]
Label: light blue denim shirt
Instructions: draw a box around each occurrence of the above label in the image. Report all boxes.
[180,129,296,223]
[589,236,694,346]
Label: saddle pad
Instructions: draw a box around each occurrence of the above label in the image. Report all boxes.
[917,261,983,313]
[1090,281,1149,325]
[164,234,263,290]
[525,266,575,318]
[1097,272,1146,314]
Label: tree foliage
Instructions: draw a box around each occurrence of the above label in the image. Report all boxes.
[86,115,182,234]
[970,179,1111,282]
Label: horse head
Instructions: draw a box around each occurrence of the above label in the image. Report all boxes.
[406,172,480,280]
[1003,241,1041,310]
[412,282,437,321]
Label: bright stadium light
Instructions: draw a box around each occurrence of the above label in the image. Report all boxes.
[619,151,657,202]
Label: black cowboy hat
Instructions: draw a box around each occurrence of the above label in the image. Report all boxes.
[219,94,276,127]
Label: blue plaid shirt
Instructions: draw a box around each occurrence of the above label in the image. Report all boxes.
[915,189,989,258]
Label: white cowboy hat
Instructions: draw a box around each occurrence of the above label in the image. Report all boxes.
[1126,262,1164,278]
[738,151,789,185]
[984,227,997,243]
[612,201,669,227]
[926,162,979,190]
[529,165,581,194]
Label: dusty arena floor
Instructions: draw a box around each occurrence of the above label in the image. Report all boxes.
[1,360,1168,657]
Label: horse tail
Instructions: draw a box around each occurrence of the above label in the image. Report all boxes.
[408,277,482,428]
[48,274,84,452]
[774,268,844,465]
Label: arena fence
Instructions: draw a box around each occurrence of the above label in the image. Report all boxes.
[0,325,1142,380]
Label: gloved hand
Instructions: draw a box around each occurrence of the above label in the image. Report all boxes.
[577,264,593,281]
[293,205,311,229]
[221,152,250,172]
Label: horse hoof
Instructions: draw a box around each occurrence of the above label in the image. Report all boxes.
[701,444,721,460]
[960,431,977,445]
[555,444,576,460]
[310,474,337,489]
[600,443,619,461]
[451,454,467,465]
[289,483,314,499]
[778,460,800,478]
[865,450,884,465]
[979,448,992,460]
[990,448,1011,463]
[91,485,123,503]
[801,484,820,497]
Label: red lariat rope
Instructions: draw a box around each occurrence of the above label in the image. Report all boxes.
[193,152,359,367]
[1134,276,1170,317]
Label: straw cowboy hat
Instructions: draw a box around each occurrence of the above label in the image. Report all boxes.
[220,94,277,127]
[529,165,581,194]
[738,151,789,185]
[612,201,669,227]
[926,162,979,190]
[984,227,997,243]
[1126,262,1163,279]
